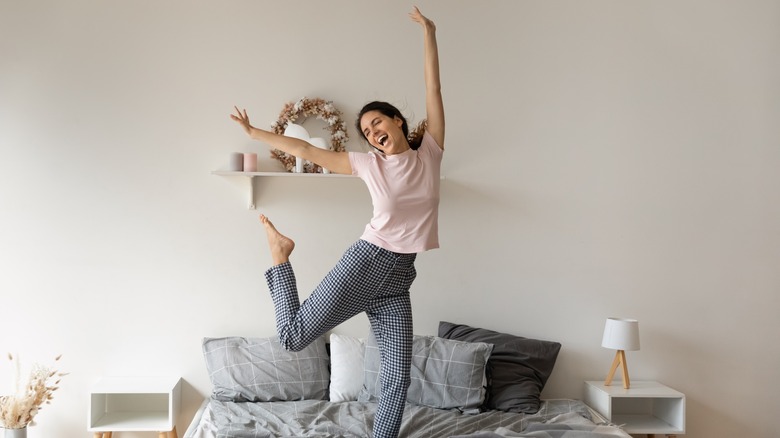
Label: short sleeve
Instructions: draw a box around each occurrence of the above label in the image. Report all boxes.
[349,151,376,178]
[418,131,444,160]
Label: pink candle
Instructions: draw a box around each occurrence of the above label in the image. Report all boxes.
[243,153,258,172]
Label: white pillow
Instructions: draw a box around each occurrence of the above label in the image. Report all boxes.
[329,334,365,402]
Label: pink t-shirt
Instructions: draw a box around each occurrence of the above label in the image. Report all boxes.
[349,131,443,253]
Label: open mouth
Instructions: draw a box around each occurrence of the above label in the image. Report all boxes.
[377,135,388,147]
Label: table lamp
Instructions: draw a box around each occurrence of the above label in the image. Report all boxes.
[602,317,640,389]
[283,122,310,173]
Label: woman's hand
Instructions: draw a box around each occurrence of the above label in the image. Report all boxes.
[409,6,435,32]
[231,106,255,137]
[409,6,445,149]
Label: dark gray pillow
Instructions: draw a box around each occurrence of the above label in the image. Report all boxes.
[359,334,493,412]
[438,321,561,414]
[202,336,329,402]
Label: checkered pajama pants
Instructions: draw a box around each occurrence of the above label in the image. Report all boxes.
[264,239,417,438]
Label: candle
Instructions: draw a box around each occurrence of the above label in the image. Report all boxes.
[243,153,257,172]
[229,152,244,171]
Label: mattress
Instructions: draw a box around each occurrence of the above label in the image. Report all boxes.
[183,398,628,438]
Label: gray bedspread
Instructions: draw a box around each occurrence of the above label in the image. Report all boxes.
[206,398,630,438]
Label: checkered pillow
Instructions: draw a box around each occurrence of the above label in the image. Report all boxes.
[202,336,329,402]
[359,334,493,412]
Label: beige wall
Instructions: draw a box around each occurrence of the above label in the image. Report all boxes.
[1,1,778,437]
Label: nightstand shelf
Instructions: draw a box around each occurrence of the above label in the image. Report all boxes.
[584,380,685,437]
[89,376,181,437]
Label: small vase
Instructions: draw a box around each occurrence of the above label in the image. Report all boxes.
[2,427,27,438]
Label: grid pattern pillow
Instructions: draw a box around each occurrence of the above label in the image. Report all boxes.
[359,334,493,412]
[438,321,561,414]
[202,336,329,402]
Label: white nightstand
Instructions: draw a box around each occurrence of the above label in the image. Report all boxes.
[89,376,181,438]
[584,380,685,437]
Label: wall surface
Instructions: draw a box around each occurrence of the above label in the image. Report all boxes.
[1,1,778,437]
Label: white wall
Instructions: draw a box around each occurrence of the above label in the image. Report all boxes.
[1,1,778,437]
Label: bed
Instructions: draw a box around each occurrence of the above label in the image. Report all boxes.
[184,321,630,438]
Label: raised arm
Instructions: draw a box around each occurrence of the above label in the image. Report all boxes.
[409,6,445,150]
[230,107,352,174]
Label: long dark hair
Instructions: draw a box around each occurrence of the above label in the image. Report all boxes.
[356,101,427,151]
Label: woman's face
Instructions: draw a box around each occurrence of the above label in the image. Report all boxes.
[359,110,408,154]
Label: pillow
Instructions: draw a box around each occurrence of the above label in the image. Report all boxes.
[359,333,493,412]
[438,321,561,414]
[202,336,329,402]
[328,334,365,402]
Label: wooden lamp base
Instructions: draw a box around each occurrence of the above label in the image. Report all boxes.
[604,349,631,389]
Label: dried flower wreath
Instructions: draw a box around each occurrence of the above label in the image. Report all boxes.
[270,97,348,173]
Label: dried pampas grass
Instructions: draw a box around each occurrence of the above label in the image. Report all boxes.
[0,354,67,430]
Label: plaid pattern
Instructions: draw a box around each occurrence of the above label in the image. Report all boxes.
[202,336,329,402]
[190,399,632,438]
[265,239,417,438]
[361,335,493,412]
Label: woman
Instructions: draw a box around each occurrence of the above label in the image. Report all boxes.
[230,7,443,438]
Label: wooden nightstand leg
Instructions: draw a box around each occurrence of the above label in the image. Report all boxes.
[170,426,179,438]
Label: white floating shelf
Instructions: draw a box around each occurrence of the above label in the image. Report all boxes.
[212,171,357,209]
[212,170,445,209]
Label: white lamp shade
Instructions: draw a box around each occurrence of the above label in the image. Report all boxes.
[283,123,310,140]
[601,317,640,351]
[308,137,328,149]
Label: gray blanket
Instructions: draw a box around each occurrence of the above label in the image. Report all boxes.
[206,399,630,438]
[449,414,630,437]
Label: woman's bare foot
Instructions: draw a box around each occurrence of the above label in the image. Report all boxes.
[259,214,295,265]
